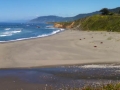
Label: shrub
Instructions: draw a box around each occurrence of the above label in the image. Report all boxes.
[100,8,110,15]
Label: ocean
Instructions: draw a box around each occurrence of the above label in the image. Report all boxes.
[0,23,64,42]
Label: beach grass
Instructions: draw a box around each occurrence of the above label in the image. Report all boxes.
[82,83,120,90]
[56,14,120,32]
[80,15,120,32]
[44,83,120,90]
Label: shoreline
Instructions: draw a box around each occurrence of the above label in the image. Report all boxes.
[0,30,120,68]
[0,28,65,44]
[0,62,119,69]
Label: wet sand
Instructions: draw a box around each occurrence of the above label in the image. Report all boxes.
[0,77,48,90]
[0,64,120,90]
[0,30,120,68]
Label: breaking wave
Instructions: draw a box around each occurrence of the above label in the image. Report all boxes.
[0,28,65,42]
[0,30,21,37]
[0,23,65,42]
[4,28,11,30]
[45,25,56,29]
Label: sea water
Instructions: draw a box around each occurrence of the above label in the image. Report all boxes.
[0,23,64,42]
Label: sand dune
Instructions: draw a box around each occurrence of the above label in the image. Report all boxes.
[0,30,120,68]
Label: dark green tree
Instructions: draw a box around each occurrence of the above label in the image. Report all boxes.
[100,8,109,15]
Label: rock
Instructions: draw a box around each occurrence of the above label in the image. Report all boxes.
[66,22,75,29]
[94,46,97,48]
[54,23,63,28]
[54,22,75,29]
[101,42,103,44]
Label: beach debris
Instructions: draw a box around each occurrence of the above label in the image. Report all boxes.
[94,46,97,48]
[92,37,93,38]
[100,42,103,44]
[84,38,86,39]
[79,39,82,40]
[36,26,41,28]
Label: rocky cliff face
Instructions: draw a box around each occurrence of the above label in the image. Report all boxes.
[66,22,75,29]
[54,22,75,29]
[54,23,63,28]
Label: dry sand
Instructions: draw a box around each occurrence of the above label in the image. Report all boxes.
[0,30,120,68]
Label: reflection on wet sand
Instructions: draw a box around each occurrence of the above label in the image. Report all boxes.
[0,64,120,90]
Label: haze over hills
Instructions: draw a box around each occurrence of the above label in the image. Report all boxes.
[30,15,73,23]
[30,7,120,23]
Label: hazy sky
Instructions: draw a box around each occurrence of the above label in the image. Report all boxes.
[0,0,120,21]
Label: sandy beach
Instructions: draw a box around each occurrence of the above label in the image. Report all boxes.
[0,30,120,68]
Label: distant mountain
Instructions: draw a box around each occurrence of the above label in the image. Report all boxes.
[30,7,120,23]
[30,15,73,23]
[109,7,120,13]
[73,7,120,20]
[73,11,100,20]
[30,11,100,23]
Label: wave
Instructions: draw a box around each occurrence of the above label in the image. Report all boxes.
[46,25,53,28]
[60,28,65,31]
[5,28,11,30]
[38,29,65,37]
[0,30,21,37]
[45,25,56,29]
[0,29,65,42]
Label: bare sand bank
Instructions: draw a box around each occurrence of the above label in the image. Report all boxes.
[0,30,120,68]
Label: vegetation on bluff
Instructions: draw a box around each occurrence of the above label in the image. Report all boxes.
[54,8,120,32]
[79,15,120,32]
[45,83,120,90]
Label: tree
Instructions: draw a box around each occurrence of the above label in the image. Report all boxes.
[100,8,109,15]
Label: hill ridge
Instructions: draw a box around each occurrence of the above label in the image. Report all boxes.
[30,7,120,23]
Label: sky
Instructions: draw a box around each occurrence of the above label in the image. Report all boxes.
[0,0,120,21]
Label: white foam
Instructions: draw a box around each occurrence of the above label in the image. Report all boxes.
[0,29,65,42]
[45,25,56,29]
[0,30,21,37]
[60,28,65,31]
[5,28,11,30]
[38,29,64,37]
[80,65,120,68]
[0,35,9,37]
[46,25,53,28]
[12,30,21,33]
[51,30,61,34]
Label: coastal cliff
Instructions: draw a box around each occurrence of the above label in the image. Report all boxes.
[54,15,120,32]
[54,7,120,32]
[54,22,75,29]
[54,23,63,28]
